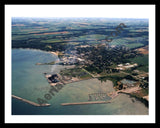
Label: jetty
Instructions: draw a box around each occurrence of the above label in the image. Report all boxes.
[61,92,120,106]
[12,95,50,107]
[61,100,111,106]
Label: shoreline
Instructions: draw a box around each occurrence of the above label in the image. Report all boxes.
[118,92,149,108]
[12,48,59,57]
[108,86,149,108]
[44,72,93,87]
[12,48,148,109]
[13,48,60,65]
[49,51,59,56]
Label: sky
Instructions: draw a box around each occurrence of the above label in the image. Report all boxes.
[5,5,155,18]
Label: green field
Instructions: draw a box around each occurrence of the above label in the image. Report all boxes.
[59,68,92,80]
[12,17,149,51]
[128,55,148,72]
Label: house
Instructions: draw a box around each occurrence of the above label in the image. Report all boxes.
[125,63,130,66]
[116,63,138,70]
[118,64,123,67]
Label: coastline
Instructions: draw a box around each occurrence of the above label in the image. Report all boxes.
[12,48,59,57]
[12,48,148,114]
[49,51,59,56]
[118,92,149,108]
[13,48,60,65]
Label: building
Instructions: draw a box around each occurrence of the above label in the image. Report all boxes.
[116,63,138,70]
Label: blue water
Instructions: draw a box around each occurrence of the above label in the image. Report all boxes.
[12,49,148,115]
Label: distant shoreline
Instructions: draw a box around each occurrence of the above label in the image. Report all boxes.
[49,51,59,56]
[12,48,59,56]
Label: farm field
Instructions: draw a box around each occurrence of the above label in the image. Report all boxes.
[12,17,148,51]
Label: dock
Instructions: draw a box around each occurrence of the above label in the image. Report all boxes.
[61,92,120,106]
[12,95,50,107]
[61,101,111,106]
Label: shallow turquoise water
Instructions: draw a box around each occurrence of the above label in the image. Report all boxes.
[12,49,148,115]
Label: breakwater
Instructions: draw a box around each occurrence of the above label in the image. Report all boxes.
[12,95,50,107]
[61,100,111,106]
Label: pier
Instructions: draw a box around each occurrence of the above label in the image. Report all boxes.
[61,101,111,106]
[61,92,120,106]
[12,95,50,107]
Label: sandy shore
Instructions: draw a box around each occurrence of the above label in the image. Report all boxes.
[143,95,149,101]
[49,51,59,56]
[109,86,142,99]
[118,86,141,94]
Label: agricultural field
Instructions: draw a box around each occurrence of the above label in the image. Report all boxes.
[128,54,149,72]
[12,17,148,51]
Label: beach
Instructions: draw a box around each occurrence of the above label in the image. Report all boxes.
[49,51,59,56]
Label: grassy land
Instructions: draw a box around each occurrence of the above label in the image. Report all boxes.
[131,88,148,97]
[40,39,63,43]
[98,73,128,87]
[125,43,144,49]
[128,54,148,72]
[59,67,92,80]
[12,18,148,52]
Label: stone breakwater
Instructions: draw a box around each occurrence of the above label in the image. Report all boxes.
[61,101,111,106]
[12,95,50,107]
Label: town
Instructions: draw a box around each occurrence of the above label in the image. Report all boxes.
[42,42,148,105]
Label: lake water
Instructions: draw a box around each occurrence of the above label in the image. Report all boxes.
[12,49,148,115]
